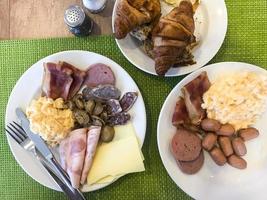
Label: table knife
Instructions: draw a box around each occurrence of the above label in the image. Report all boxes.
[16,108,86,200]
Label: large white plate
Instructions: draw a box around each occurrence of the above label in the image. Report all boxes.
[157,62,267,200]
[112,0,228,76]
[5,50,147,192]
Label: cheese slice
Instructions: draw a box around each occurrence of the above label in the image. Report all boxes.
[87,123,145,185]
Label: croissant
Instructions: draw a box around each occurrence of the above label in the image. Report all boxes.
[114,0,161,39]
[152,0,197,76]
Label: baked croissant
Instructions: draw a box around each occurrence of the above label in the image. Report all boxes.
[114,0,161,39]
[152,0,197,76]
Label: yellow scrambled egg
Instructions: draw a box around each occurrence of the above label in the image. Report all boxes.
[26,97,74,145]
[202,72,267,130]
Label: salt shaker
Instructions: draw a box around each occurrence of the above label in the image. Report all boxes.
[82,0,107,13]
[64,5,93,36]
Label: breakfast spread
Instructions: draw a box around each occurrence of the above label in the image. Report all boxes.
[170,71,267,174]
[114,0,199,76]
[25,60,145,188]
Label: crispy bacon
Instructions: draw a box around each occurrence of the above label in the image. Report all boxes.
[182,71,211,124]
[172,97,189,126]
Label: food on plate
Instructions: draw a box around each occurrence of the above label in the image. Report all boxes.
[216,124,235,136]
[42,62,86,100]
[26,97,74,145]
[84,63,115,87]
[176,150,204,175]
[200,118,221,132]
[202,133,217,151]
[82,84,121,101]
[152,0,197,75]
[26,60,144,188]
[114,0,161,39]
[182,72,211,124]
[202,71,267,130]
[171,128,202,162]
[120,92,138,112]
[164,0,180,5]
[87,123,145,185]
[170,70,264,173]
[100,125,115,142]
[238,127,259,141]
[209,147,227,166]
[172,97,189,126]
[62,128,87,188]
[80,126,101,184]
[232,137,247,157]
[227,155,247,170]
[218,136,233,157]
[114,0,200,76]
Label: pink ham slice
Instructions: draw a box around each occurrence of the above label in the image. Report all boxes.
[84,63,116,87]
[66,128,87,188]
[182,71,211,124]
[42,62,73,100]
[80,126,101,184]
[58,61,87,99]
[59,138,69,171]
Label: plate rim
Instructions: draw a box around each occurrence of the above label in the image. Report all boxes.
[5,50,147,192]
[157,61,267,199]
[111,0,228,77]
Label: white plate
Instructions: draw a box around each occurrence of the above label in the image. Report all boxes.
[112,0,228,76]
[5,50,147,192]
[157,62,267,200]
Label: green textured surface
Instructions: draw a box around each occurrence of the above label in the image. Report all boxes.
[0,0,267,199]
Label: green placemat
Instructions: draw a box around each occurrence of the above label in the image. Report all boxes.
[0,0,267,199]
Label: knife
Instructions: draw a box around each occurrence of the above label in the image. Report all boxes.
[16,108,86,200]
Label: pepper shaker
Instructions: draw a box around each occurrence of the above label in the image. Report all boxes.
[82,0,107,14]
[64,5,93,37]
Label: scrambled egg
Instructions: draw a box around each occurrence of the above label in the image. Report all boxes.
[202,72,267,130]
[26,97,74,145]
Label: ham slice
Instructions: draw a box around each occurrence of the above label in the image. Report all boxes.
[66,128,87,188]
[58,61,86,99]
[59,138,69,171]
[80,126,101,184]
[42,62,73,100]
[182,71,211,124]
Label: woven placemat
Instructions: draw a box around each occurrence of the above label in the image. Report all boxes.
[0,0,267,199]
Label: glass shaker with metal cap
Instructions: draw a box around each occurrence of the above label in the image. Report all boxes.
[64,5,93,36]
[82,0,107,14]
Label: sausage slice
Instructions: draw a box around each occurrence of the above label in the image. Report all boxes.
[176,150,204,174]
[171,129,202,162]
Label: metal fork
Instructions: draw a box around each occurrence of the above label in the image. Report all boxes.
[6,121,86,200]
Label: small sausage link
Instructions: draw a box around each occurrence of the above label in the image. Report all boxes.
[201,119,221,132]
[232,137,247,156]
[228,154,247,169]
[218,136,233,157]
[209,147,227,166]
[202,133,218,151]
[239,127,259,141]
[216,124,235,136]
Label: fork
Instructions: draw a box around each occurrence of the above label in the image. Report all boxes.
[6,121,86,200]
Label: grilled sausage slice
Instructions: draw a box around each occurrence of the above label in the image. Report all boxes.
[232,137,247,156]
[171,129,202,162]
[209,147,227,166]
[176,150,204,174]
[218,136,233,157]
[228,155,247,169]
[202,133,217,151]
